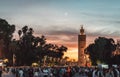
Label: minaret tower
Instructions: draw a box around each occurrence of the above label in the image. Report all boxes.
[78,25,86,66]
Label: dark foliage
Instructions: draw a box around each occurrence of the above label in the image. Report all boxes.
[86,37,116,65]
[0,18,15,65]
[0,18,68,66]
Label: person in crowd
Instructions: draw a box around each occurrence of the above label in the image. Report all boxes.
[92,67,98,77]
[0,67,2,77]
[19,68,24,77]
[28,68,33,77]
[42,68,48,77]
[33,69,39,77]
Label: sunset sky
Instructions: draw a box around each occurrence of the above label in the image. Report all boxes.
[0,0,120,60]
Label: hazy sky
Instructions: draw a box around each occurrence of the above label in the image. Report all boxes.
[0,0,120,60]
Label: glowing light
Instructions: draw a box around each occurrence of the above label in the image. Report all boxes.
[4,59,8,63]
[32,63,38,67]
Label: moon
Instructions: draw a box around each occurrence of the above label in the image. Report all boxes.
[64,12,68,16]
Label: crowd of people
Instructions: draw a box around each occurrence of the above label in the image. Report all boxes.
[0,65,120,77]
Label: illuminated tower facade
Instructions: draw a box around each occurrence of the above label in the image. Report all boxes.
[78,26,86,66]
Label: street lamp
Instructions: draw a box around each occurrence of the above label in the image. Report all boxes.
[3,59,8,63]
[3,59,8,66]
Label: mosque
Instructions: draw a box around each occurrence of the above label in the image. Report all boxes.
[78,26,91,66]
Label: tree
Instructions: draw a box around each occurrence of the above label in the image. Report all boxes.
[0,39,4,58]
[9,39,19,65]
[64,56,69,64]
[18,30,22,37]
[15,26,36,65]
[111,55,120,64]
[86,37,116,65]
[15,26,68,66]
[0,18,68,66]
[57,45,67,59]
[0,18,15,65]
[40,44,67,65]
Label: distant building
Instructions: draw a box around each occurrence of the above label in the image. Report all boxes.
[78,26,86,66]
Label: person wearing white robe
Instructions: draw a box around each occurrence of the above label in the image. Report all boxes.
[19,69,24,77]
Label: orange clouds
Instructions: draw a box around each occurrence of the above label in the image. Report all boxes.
[46,34,120,61]
[13,26,120,61]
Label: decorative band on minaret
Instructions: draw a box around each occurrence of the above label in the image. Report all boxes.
[78,25,86,66]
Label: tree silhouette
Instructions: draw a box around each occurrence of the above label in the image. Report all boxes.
[18,30,22,37]
[86,37,116,65]
[16,26,36,65]
[0,18,68,66]
[14,26,68,66]
[0,18,15,65]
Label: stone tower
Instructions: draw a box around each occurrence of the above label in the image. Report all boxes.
[78,25,86,66]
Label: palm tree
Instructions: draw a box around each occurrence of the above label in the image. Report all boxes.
[28,28,34,35]
[22,26,28,34]
[18,30,22,37]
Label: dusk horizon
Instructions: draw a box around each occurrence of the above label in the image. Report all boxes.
[2,19,119,61]
[1,0,120,60]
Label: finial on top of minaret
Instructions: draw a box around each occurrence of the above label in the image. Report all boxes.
[80,25,85,35]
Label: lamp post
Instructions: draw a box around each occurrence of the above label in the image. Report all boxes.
[3,59,8,66]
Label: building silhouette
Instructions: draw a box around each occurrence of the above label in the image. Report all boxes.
[78,26,86,66]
